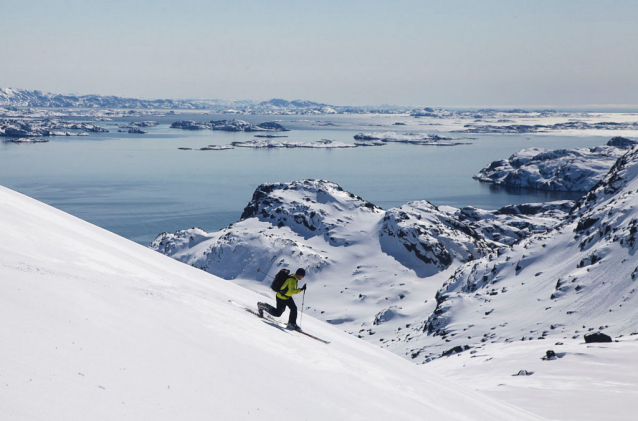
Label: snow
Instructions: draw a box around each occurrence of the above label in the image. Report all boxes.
[231,139,356,148]
[148,155,638,419]
[425,339,638,421]
[0,185,541,420]
[151,180,572,364]
[474,138,637,192]
[423,146,638,361]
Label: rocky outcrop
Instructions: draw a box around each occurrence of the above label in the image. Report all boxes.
[458,122,638,134]
[352,132,467,146]
[379,201,496,277]
[0,118,109,137]
[231,139,355,148]
[584,332,612,343]
[452,201,574,245]
[171,119,289,132]
[473,138,637,192]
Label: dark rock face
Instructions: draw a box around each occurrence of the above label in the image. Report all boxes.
[256,121,290,131]
[607,137,637,149]
[128,128,147,134]
[441,345,470,357]
[584,332,612,343]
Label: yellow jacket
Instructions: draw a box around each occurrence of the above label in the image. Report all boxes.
[277,275,303,300]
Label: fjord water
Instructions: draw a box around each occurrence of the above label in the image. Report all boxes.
[0,114,607,244]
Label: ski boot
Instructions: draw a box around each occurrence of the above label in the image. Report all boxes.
[257,302,267,318]
[287,322,301,331]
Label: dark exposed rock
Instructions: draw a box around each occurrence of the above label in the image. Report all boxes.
[441,345,470,357]
[584,332,612,343]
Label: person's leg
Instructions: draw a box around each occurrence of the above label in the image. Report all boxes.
[286,298,298,325]
[264,296,287,318]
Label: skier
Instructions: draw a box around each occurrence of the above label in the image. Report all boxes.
[258,268,307,330]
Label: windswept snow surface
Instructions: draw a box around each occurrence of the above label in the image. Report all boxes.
[0,185,541,420]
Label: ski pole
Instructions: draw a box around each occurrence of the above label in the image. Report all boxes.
[256,268,275,279]
[300,289,306,328]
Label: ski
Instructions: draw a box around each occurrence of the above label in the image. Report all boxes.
[295,330,330,344]
[228,300,330,344]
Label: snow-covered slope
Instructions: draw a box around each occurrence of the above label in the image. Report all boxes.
[151,180,573,363]
[0,184,542,420]
[420,145,638,362]
[425,339,638,421]
[474,137,637,192]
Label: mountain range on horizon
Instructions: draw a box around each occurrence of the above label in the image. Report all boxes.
[0,87,408,112]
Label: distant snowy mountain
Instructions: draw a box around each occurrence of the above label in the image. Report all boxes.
[474,137,637,192]
[0,184,544,421]
[0,87,387,114]
[0,87,216,109]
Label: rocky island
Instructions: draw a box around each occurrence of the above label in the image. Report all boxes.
[474,137,637,192]
[170,119,289,132]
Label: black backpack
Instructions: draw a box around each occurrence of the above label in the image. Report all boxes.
[270,269,290,292]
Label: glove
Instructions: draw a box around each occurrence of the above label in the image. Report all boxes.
[301,284,307,291]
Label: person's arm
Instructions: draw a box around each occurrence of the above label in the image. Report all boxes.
[287,277,303,295]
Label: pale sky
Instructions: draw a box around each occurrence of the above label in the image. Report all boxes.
[1,0,637,107]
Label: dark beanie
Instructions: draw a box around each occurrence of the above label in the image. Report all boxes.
[295,268,306,276]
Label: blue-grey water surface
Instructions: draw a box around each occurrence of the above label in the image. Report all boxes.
[0,113,609,244]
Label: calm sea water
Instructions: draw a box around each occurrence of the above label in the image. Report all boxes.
[0,113,610,244]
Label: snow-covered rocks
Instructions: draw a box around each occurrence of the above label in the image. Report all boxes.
[419,145,638,361]
[0,118,109,137]
[169,120,208,130]
[198,145,234,150]
[354,131,468,146]
[239,180,383,240]
[452,201,574,245]
[3,137,49,143]
[150,179,576,366]
[170,119,289,132]
[473,137,637,192]
[379,201,495,277]
[458,121,638,134]
[127,128,147,134]
[231,139,355,148]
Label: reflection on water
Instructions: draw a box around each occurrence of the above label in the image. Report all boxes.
[485,183,585,202]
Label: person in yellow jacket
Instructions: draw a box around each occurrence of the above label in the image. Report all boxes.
[258,268,307,330]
